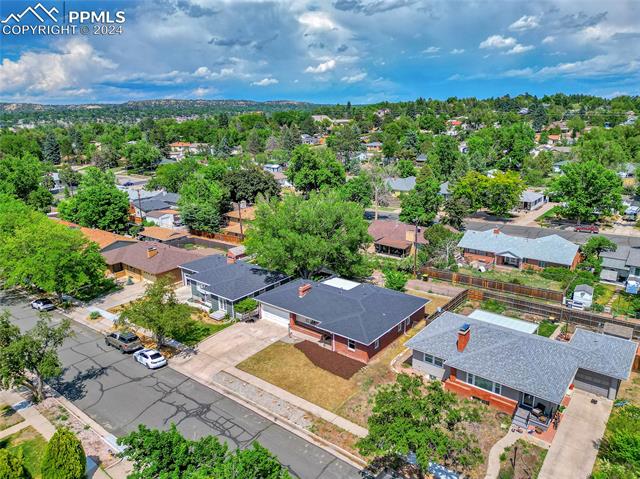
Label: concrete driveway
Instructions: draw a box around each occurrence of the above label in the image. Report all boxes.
[538,390,612,479]
[171,320,288,383]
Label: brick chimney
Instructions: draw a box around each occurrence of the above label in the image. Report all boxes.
[493,228,501,235]
[146,246,158,259]
[298,283,312,298]
[226,252,236,264]
[457,323,470,352]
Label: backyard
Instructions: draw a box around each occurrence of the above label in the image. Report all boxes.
[536,320,558,338]
[0,403,24,431]
[0,426,48,478]
[498,439,548,479]
[459,266,565,291]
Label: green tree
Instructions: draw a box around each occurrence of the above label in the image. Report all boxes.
[0,154,52,210]
[281,125,301,152]
[484,171,525,217]
[399,165,442,225]
[0,449,26,479]
[0,216,107,300]
[567,117,586,137]
[146,157,202,193]
[357,374,482,475]
[124,141,162,171]
[384,269,408,291]
[340,173,374,207]
[442,197,468,231]
[222,166,280,204]
[452,171,490,214]
[118,278,194,347]
[178,175,230,233]
[421,224,461,268]
[42,132,61,165]
[396,159,416,178]
[58,164,81,195]
[118,424,290,479]
[245,191,371,279]
[57,168,130,232]
[246,128,264,156]
[548,160,623,223]
[41,428,86,479]
[286,146,345,194]
[530,103,548,132]
[429,135,461,180]
[326,123,364,172]
[0,312,72,402]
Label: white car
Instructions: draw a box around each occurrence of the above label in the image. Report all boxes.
[31,298,56,312]
[133,349,167,369]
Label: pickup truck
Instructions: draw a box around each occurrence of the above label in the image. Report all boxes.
[104,331,143,353]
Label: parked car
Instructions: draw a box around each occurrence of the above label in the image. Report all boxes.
[133,349,167,369]
[104,331,143,353]
[31,298,56,311]
[574,224,599,234]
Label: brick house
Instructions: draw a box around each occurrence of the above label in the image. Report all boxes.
[407,312,637,428]
[458,229,581,271]
[255,278,428,363]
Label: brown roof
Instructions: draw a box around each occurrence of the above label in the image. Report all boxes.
[139,226,189,242]
[224,206,256,221]
[222,223,247,235]
[102,242,203,275]
[56,220,137,250]
[376,238,412,250]
[368,219,428,246]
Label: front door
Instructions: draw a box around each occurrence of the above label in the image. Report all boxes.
[522,393,535,408]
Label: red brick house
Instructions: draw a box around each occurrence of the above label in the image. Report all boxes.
[255,278,428,363]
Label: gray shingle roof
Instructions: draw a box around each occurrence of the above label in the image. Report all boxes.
[256,279,428,345]
[406,312,637,404]
[520,190,544,203]
[386,176,416,192]
[180,256,289,302]
[574,284,594,295]
[458,229,579,266]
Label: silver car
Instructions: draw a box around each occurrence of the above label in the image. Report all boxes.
[31,298,56,311]
[133,349,167,369]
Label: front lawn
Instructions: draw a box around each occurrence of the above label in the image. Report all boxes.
[459,267,564,291]
[0,404,24,431]
[537,320,558,338]
[498,439,548,479]
[172,319,232,346]
[0,426,48,478]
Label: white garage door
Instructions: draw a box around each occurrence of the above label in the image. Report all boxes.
[261,304,290,326]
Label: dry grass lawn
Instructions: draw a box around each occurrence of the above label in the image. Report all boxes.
[406,290,452,315]
[0,404,24,431]
[617,371,640,405]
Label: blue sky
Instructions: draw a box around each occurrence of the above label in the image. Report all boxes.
[0,0,639,104]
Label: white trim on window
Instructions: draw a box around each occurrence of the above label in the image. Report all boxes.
[347,338,356,351]
[374,339,380,350]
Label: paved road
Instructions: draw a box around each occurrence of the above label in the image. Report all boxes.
[0,291,361,479]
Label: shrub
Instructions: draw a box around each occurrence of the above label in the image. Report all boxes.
[89,311,101,320]
[592,303,605,312]
[383,268,408,292]
[482,299,505,314]
[0,449,26,479]
[235,298,258,314]
[41,428,86,479]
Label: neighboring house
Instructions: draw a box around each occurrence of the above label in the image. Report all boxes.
[132,192,181,222]
[102,241,203,283]
[386,176,416,193]
[407,312,637,426]
[48,172,63,193]
[368,219,427,258]
[300,134,321,145]
[552,159,571,173]
[271,171,292,188]
[519,190,547,211]
[138,226,189,245]
[572,285,594,309]
[311,114,331,123]
[263,164,283,174]
[221,205,255,240]
[168,141,209,160]
[179,255,290,317]
[416,153,427,163]
[145,208,181,228]
[256,278,428,363]
[56,220,137,253]
[625,206,640,221]
[458,228,580,270]
[600,246,640,293]
[439,181,451,201]
[366,141,383,152]
[618,163,636,178]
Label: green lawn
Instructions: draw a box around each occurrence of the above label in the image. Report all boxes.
[173,319,232,346]
[611,293,637,318]
[0,426,48,478]
[535,205,562,224]
[459,267,564,291]
[537,320,558,338]
[0,404,24,431]
[594,284,617,306]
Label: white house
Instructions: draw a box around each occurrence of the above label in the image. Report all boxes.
[572,285,594,309]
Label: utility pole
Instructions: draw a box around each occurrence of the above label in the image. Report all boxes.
[238,202,244,238]
[413,219,419,278]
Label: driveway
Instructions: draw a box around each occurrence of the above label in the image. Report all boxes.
[538,390,612,479]
[0,291,359,479]
[171,320,288,383]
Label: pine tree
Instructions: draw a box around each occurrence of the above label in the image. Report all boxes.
[216,137,232,158]
[246,129,263,156]
[41,428,86,479]
[42,133,61,165]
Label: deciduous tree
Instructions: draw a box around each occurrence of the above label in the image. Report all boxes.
[223,166,280,204]
[178,175,230,233]
[399,165,442,225]
[286,146,345,194]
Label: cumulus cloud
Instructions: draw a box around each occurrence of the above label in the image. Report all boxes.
[341,71,367,83]
[305,59,337,73]
[299,11,337,31]
[542,35,555,44]
[0,39,116,95]
[450,48,465,54]
[509,15,539,31]
[506,44,534,54]
[332,0,418,16]
[423,46,440,54]
[479,35,517,49]
[251,77,279,86]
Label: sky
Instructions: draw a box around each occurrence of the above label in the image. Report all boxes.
[0,0,639,104]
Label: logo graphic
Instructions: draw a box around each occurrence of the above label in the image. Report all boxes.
[1,2,59,24]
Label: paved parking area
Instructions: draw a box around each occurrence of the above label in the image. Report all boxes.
[0,291,360,479]
[538,390,612,479]
[171,320,288,382]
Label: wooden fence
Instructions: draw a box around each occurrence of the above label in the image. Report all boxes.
[189,230,243,244]
[421,267,565,303]
[426,289,469,323]
[474,289,640,339]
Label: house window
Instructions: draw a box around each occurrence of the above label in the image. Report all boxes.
[347,339,356,351]
[494,383,502,395]
[539,261,546,268]
[374,339,380,350]
[424,353,433,364]
[465,373,503,396]
[434,357,443,367]
[397,323,403,333]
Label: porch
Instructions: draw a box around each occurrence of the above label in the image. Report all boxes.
[374,239,412,258]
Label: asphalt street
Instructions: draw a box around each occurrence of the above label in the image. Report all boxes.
[0,290,361,479]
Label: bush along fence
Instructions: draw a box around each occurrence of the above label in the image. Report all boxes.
[420,267,565,303]
[472,289,640,340]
